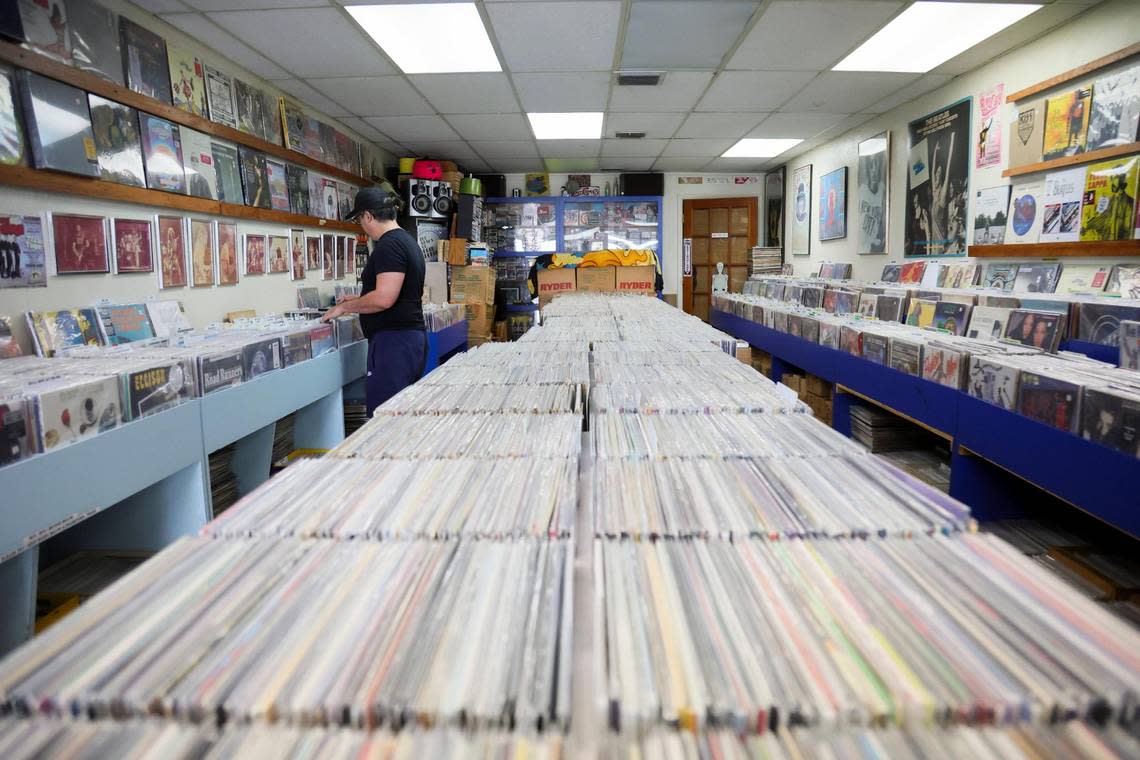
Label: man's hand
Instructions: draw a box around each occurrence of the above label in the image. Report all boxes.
[321,305,345,323]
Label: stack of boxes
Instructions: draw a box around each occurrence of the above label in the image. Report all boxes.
[449,266,496,346]
[536,265,656,307]
[779,372,833,425]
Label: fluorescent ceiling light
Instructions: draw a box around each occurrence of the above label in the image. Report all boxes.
[528,112,604,140]
[346,3,501,74]
[722,138,803,158]
[834,2,1041,73]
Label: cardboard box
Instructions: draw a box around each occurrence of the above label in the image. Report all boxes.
[447,237,468,266]
[576,266,616,292]
[806,374,832,398]
[615,265,656,295]
[425,261,448,304]
[537,267,577,305]
[494,320,509,342]
[463,302,494,335]
[450,265,495,305]
[735,341,751,365]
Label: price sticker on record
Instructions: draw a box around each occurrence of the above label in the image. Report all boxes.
[683,237,692,276]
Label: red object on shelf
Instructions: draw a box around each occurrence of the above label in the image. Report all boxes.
[412,160,442,179]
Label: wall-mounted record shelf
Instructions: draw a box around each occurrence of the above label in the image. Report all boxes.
[0,164,359,232]
[970,239,1140,258]
[1002,142,1140,178]
[1005,41,1140,103]
[0,39,370,187]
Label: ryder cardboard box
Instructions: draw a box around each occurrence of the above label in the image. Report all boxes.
[537,267,576,306]
[615,265,655,295]
[576,266,616,292]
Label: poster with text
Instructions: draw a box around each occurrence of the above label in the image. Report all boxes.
[976,84,1003,169]
[790,164,812,256]
[905,97,971,257]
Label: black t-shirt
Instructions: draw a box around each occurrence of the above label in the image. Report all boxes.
[359,227,425,336]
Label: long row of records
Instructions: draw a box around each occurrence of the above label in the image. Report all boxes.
[2,1,373,177]
[0,212,362,290]
[857,258,1140,298]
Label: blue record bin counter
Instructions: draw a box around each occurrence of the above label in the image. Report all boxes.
[710,309,1140,541]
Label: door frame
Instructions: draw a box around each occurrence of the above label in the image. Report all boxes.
[682,196,758,317]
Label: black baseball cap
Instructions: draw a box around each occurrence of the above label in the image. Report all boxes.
[344,181,402,221]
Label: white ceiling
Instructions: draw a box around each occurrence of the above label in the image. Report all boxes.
[146,0,1102,174]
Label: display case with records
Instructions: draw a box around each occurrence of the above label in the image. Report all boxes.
[140,114,185,194]
[119,16,171,104]
[17,70,98,177]
[86,94,144,187]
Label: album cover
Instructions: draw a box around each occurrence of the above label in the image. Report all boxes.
[1019,370,1081,432]
[267,234,289,274]
[180,128,217,200]
[145,299,189,338]
[30,374,121,451]
[211,142,242,204]
[787,314,803,339]
[18,70,98,176]
[821,289,839,313]
[1039,167,1086,243]
[262,90,283,146]
[1077,301,1140,346]
[282,330,311,366]
[870,294,900,324]
[1105,264,1140,298]
[333,130,354,172]
[899,261,926,284]
[1012,262,1062,294]
[857,293,878,317]
[188,218,214,287]
[799,314,819,343]
[921,344,964,389]
[790,164,811,256]
[0,392,30,465]
[932,301,969,335]
[880,264,901,283]
[111,217,152,273]
[1004,179,1045,244]
[25,307,101,357]
[156,214,186,288]
[289,229,305,281]
[50,213,108,274]
[305,234,321,271]
[905,98,970,257]
[334,315,364,347]
[242,337,282,380]
[280,98,305,153]
[318,179,339,220]
[1043,88,1091,160]
[839,325,863,356]
[216,221,238,285]
[983,262,1019,291]
[1009,98,1044,168]
[966,305,1012,340]
[1080,155,1139,242]
[981,294,1021,309]
[204,65,237,129]
[968,356,1019,411]
[84,94,144,188]
[947,263,979,288]
[297,287,320,310]
[198,348,243,394]
[68,1,122,86]
[1055,264,1108,294]
[285,164,310,216]
[970,185,1010,246]
[1080,386,1140,457]
[0,213,46,288]
[905,299,936,328]
[17,0,69,62]
[239,147,271,209]
[920,262,943,289]
[266,158,290,212]
[243,233,265,276]
[337,182,355,221]
[302,115,324,160]
[819,321,840,349]
[1088,64,1140,151]
[119,17,171,104]
[322,233,335,280]
[233,78,266,139]
[95,303,154,346]
[800,285,823,309]
[1121,320,1140,370]
[310,323,335,357]
[122,360,194,420]
[888,338,922,376]
[862,333,889,365]
[166,44,206,117]
[0,64,25,166]
[140,114,185,193]
[1004,309,1064,350]
[318,122,336,165]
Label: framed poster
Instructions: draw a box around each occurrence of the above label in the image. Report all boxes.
[976,84,1003,169]
[188,218,215,287]
[305,234,321,271]
[818,167,847,241]
[764,167,784,248]
[790,164,812,256]
[290,229,305,281]
[857,132,889,254]
[217,222,238,285]
[155,214,186,288]
[243,233,266,276]
[111,217,153,273]
[905,97,971,257]
[267,234,289,274]
[50,213,109,274]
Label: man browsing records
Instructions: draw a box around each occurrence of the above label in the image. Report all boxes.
[322,183,426,414]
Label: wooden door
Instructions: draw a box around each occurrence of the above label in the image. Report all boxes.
[682,197,757,322]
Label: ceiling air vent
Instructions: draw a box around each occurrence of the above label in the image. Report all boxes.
[615,71,663,86]
[615,131,647,139]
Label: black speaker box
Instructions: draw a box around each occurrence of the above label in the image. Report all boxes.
[474,173,506,198]
[619,172,664,197]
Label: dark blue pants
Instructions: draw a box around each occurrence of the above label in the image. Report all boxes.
[366,329,428,415]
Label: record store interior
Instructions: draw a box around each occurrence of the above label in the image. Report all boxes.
[4,0,1140,756]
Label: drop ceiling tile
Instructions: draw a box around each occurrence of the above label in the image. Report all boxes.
[512,72,610,112]
[338,116,388,142]
[306,77,434,117]
[537,140,601,158]
[272,79,355,119]
[660,138,735,157]
[676,112,768,139]
[861,74,955,115]
[601,156,658,171]
[446,113,533,141]
[604,112,686,139]
[653,157,712,171]
[364,115,459,142]
[206,8,396,78]
[404,141,480,161]
[409,74,518,114]
[600,138,669,158]
[159,13,289,79]
[134,0,191,12]
[493,158,545,173]
[697,70,817,112]
[727,1,904,71]
[748,112,849,138]
[609,71,714,113]
[621,0,760,69]
[488,2,621,72]
[545,158,601,172]
[468,141,540,159]
[781,72,919,113]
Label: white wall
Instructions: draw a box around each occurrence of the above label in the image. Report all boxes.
[781,0,1140,283]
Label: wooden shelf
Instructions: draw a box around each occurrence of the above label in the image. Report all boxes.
[1006,42,1140,103]
[0,164,359,232]
[0,39,370,187]
[1003,142,1140,178]
[970,240,1140,259]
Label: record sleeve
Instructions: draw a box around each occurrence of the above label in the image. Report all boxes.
[122,360,194,420]
[0,213,46,288]
[188,218,215,287]
[211,142,242,204]
[857,293,878,317]
[972,185,1011,245]
[0,64,25,166]
[0,392,30,465]
[156,214,186,288]
[180,128,217,200]
[262,90,283,146]
[241,337,282,380]
[1121,320,1140,370]
[267,234,289,274]
[1087,63,1140,151]
[880,263,901,282]
[966,305,1012,340]
[932,301,969,335]
[203,64,237,129]
[140,114,185,193]
[167,44,206,117]
[1019,370,1081,432]
[967,356,1019,410]
[243,233,265,276]
[119,16,171,104]
[875,294,905,323]
[310,323,335,356]
[30,373,121,450]
[282,329,311,366]
[1005,309,1065,350]
[50,213,108,273]
[69,1,122,86]
[239,147,271,209]
[1009,98,1044,167]
[921,344,964,389]
[1042,87,1091,160]
[1080,155,1139,242]
[1004,179,1045,244]
[1040,167,1085,243]
[1105,263,1140,298]
[303,114,324,159]
[888,337,922,376]
[233,78,266,139]
[983,262,1018,291]
[25,307,101,357]
[95,303,154,345]
[904,298,936,328]
[1077,301,1140,345]
[861,333,889,365]
[216,221,238,285]
[198,348,243,394]
[839,324,862,355]
[16,0,69,62]
[266,158,290,211]
[1012,262,1062,293]
[1055,264,1108,294]
[285,164,309,216]
[1079,386,1140,456]
[318,179,339,220]
[86,94,144,187]
[899,260,925,284]
[280,97,305,153]
[145,299,189,338]
[920,261,942,289]
[17,69,97,177]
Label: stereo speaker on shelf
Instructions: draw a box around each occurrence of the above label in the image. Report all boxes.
[431,181,454,219]
[405,179,434,218]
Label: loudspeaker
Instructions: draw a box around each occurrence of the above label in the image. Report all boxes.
[619,172,664,196]
[473,173,506,198]
[430,181,454,218]
[404,179,433,218]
